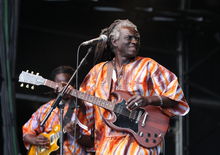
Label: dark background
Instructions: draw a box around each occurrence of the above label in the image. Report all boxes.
[14,0,220,154]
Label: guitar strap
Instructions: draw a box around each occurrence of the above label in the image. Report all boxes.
[97,61,113,120]
[63,100,75,127]
[106,61,114,98]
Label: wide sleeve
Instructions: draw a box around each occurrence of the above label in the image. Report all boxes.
[22,100,54,149]
[149,59,190,117]
[79,63,103,135]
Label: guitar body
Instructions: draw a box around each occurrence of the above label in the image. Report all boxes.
[28,125,60,155]
[103,90,170,148]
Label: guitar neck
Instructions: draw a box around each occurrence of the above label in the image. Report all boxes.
[44,79,114,111]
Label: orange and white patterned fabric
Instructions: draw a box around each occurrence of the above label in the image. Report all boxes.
[80,56,189,155]
[22,99,87,155]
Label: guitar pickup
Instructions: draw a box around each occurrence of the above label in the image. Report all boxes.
[141,112,148,127]
[135,110,143,124]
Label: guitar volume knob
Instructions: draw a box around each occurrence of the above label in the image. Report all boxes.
[145,138,149,143]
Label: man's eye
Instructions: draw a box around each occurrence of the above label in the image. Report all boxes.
[135,37,140,41]
[125,36,131,40]
[125,36,140,41]
[125,36,133,40]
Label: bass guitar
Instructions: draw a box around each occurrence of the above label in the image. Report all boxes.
[19,71,170,149]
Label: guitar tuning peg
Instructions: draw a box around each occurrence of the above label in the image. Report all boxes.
[31,71,34,74]
[26,84,29,88]
[36,73,39,75]
[20,83,24,87]
[31,85,34,90]
[26,70,29,73]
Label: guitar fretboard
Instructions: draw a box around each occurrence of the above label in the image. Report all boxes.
[44,80,114,111]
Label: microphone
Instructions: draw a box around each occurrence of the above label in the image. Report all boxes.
[81,34,107,46]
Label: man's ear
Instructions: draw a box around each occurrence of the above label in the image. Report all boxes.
[111,38,118,47]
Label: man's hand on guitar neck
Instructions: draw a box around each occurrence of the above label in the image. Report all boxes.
[54,82,74,100]
[23,134,50,148]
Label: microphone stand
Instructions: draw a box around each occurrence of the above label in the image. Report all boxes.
[40,44,93,155]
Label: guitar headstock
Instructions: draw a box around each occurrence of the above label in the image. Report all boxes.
[19,70,46,89]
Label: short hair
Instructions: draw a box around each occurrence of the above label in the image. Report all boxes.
[51,65,74,80]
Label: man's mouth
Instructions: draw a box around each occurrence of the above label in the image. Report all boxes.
[129,46,137,50]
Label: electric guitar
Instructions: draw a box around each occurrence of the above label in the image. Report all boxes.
[27,117,86,155]
[19,71,170,149]
[28,125,61,155]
